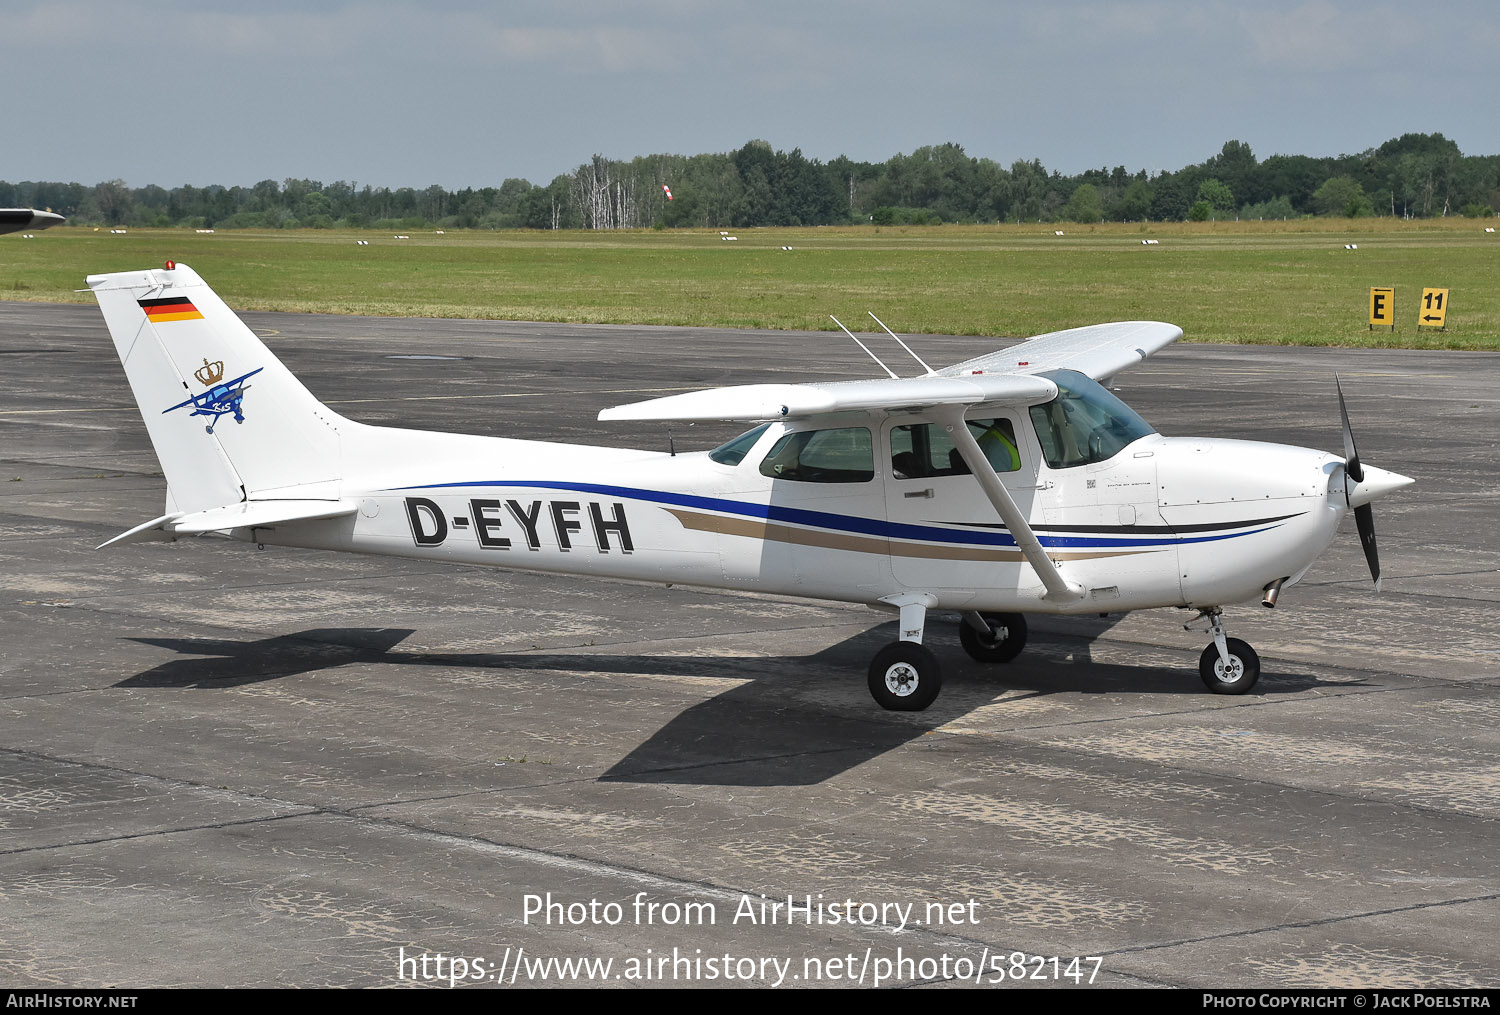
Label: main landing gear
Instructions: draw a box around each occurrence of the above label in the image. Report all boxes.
[867,594,942,711]
[868,641,942,711]
[867,596,1029,712]
[958,611,1028,664]
[1187,607,1261,695]
[865,600,1263,710]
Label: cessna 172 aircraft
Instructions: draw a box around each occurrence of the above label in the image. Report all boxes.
[89,262,1413,711]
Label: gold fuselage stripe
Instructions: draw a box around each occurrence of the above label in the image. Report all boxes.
[665,508,1145,562]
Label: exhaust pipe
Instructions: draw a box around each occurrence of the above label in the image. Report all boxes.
[1262,577,1288,609]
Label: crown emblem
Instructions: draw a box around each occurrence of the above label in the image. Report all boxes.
[195,359,224,386]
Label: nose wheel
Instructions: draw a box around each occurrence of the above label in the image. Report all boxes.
[1190,608,1261,694]
[1199,638,1260,693]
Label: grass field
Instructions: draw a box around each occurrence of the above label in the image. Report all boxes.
[4,219,1497,349]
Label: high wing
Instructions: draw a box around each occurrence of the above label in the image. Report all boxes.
[598,321,1180,423]
[597,320,1180,606]
[599,373,1057,423]
[941,321,1181,383]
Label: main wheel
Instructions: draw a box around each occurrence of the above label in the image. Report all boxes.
[867,641,943,711]
[959,612,1028,663]
[1199,638,1261,694]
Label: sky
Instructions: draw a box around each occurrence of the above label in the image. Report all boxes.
[6,0,1498,190]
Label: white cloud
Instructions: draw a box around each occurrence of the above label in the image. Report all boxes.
[483,25,686,73]
[1238,1,1403,70]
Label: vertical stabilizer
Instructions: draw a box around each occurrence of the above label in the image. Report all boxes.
[88,263,343,513]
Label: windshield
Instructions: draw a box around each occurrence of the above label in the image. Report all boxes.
[1027,369,1154,469]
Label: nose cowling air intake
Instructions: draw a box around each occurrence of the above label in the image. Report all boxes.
[1337,377,1415,591]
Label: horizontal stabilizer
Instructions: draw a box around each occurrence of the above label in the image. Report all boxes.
[599,373,1058,423]
[97,499,358,549]
[96,513,184,549]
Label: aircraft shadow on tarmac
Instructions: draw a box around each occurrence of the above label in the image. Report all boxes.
[117,621,1358,787]
[119,628,420,689]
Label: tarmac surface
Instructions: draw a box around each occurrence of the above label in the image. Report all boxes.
[1,300,1497,989]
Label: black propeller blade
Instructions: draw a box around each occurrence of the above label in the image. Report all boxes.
[1355,503,1380,589]
[1336,375,1380,589]
[1335,375,1363,486]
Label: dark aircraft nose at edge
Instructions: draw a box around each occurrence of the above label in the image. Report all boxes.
[0,208,66,234]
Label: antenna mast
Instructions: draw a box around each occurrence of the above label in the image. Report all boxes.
[829,315,899,379]
[868,311,935,376]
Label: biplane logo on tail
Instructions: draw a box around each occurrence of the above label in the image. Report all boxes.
[162,359,264,433]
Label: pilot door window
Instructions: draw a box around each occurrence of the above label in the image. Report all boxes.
[758,427,874,483]
[889,419,1021,479]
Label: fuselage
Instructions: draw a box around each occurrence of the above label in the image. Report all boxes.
[248,394,1351,616]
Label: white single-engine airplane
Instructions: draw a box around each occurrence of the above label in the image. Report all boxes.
[89,263,1413,710]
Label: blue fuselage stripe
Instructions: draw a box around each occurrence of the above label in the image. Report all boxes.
[392,480,1294,551]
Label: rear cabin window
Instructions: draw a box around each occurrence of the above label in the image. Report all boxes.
[890,418,1021,479]
[708,424,771,466]
[758,427,874,483]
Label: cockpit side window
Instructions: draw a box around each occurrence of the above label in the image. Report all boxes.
[1027,369,1154,469]
[758,427,874,483]
[890,418,1020,479]
[708,423,771,466]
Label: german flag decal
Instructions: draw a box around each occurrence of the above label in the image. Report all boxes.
[138,296,204,323]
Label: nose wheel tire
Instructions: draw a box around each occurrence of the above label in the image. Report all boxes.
[868,642,942,711]
[959,612,1028,663]
[1199,638,1261,694]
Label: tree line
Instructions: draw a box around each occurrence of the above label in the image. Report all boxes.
[4,133,1495,231]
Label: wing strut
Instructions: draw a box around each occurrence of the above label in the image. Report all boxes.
[934,406,1085,603]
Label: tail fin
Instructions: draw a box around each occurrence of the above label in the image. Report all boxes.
[88,262,344,514]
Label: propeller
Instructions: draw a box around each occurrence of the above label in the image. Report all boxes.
[1335,376,1379,588]
[1335,376,1414,592]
